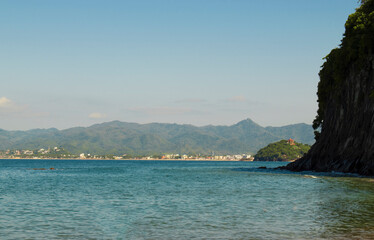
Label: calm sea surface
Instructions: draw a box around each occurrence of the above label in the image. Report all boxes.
[1,159,374,240]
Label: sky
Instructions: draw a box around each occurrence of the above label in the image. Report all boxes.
[0,0,360,130]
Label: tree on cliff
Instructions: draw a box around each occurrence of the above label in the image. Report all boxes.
[254,140,310,162]
[313,0,374,139]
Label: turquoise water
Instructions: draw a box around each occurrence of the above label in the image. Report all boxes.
[1,160,374,239]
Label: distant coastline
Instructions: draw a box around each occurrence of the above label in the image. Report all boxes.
[0,157,253,162]
[1,147,254,162]
[0,119,315,158]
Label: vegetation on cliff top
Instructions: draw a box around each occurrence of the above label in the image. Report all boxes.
[254,139,310,162]
[313,0,374,139]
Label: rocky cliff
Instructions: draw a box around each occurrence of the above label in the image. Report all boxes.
[286,0,374,175]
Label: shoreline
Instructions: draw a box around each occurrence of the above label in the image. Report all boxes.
[0,157,253,162]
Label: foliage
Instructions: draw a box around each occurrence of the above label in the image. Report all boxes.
[313,0,374,138]
[254,140,311,161]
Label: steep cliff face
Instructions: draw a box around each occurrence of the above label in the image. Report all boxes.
[286,56,374,175]
[286,1,374,175]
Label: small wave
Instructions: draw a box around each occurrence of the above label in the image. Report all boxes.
[27,168,56,171]
[304,175,318,179]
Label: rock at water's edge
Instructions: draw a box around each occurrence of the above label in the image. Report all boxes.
[286,1,374,176]
[286,55,374,175]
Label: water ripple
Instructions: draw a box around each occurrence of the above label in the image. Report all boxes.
[0,159,373,239]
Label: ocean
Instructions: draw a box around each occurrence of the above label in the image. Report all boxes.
[0,159,373,239]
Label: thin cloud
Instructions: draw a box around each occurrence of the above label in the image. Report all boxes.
[223,96,264,106]
[0,97,12,108]
[0,97,11,107]
[227,95,246,102]
[89,112,107,119]
[0,97,25,113]
[0,97,50,121]
[128,106,201,116]
[174,98,207,104]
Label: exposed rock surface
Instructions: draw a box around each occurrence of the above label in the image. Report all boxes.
[286,55,374,175]
[286,1,374,175]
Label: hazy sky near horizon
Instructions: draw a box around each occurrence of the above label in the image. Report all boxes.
[1,0,359,130]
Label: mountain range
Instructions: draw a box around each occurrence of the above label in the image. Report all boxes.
[0,118,314,155]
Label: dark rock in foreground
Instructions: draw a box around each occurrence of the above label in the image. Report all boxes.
[285,1,374,176]
[286,53,374,176]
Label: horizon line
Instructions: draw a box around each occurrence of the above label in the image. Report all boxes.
[1,118,312,132]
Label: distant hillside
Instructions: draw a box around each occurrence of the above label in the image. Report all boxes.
[0,119,314,155]
[254,139,311,162]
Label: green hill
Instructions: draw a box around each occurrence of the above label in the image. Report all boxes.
[254,139,311,161]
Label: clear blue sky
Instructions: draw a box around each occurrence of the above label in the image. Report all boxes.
[0,0,359,130]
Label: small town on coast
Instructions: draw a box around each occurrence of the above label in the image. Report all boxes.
[0,147,254,161]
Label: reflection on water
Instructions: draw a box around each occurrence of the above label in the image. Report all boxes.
[0,160,373,239]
